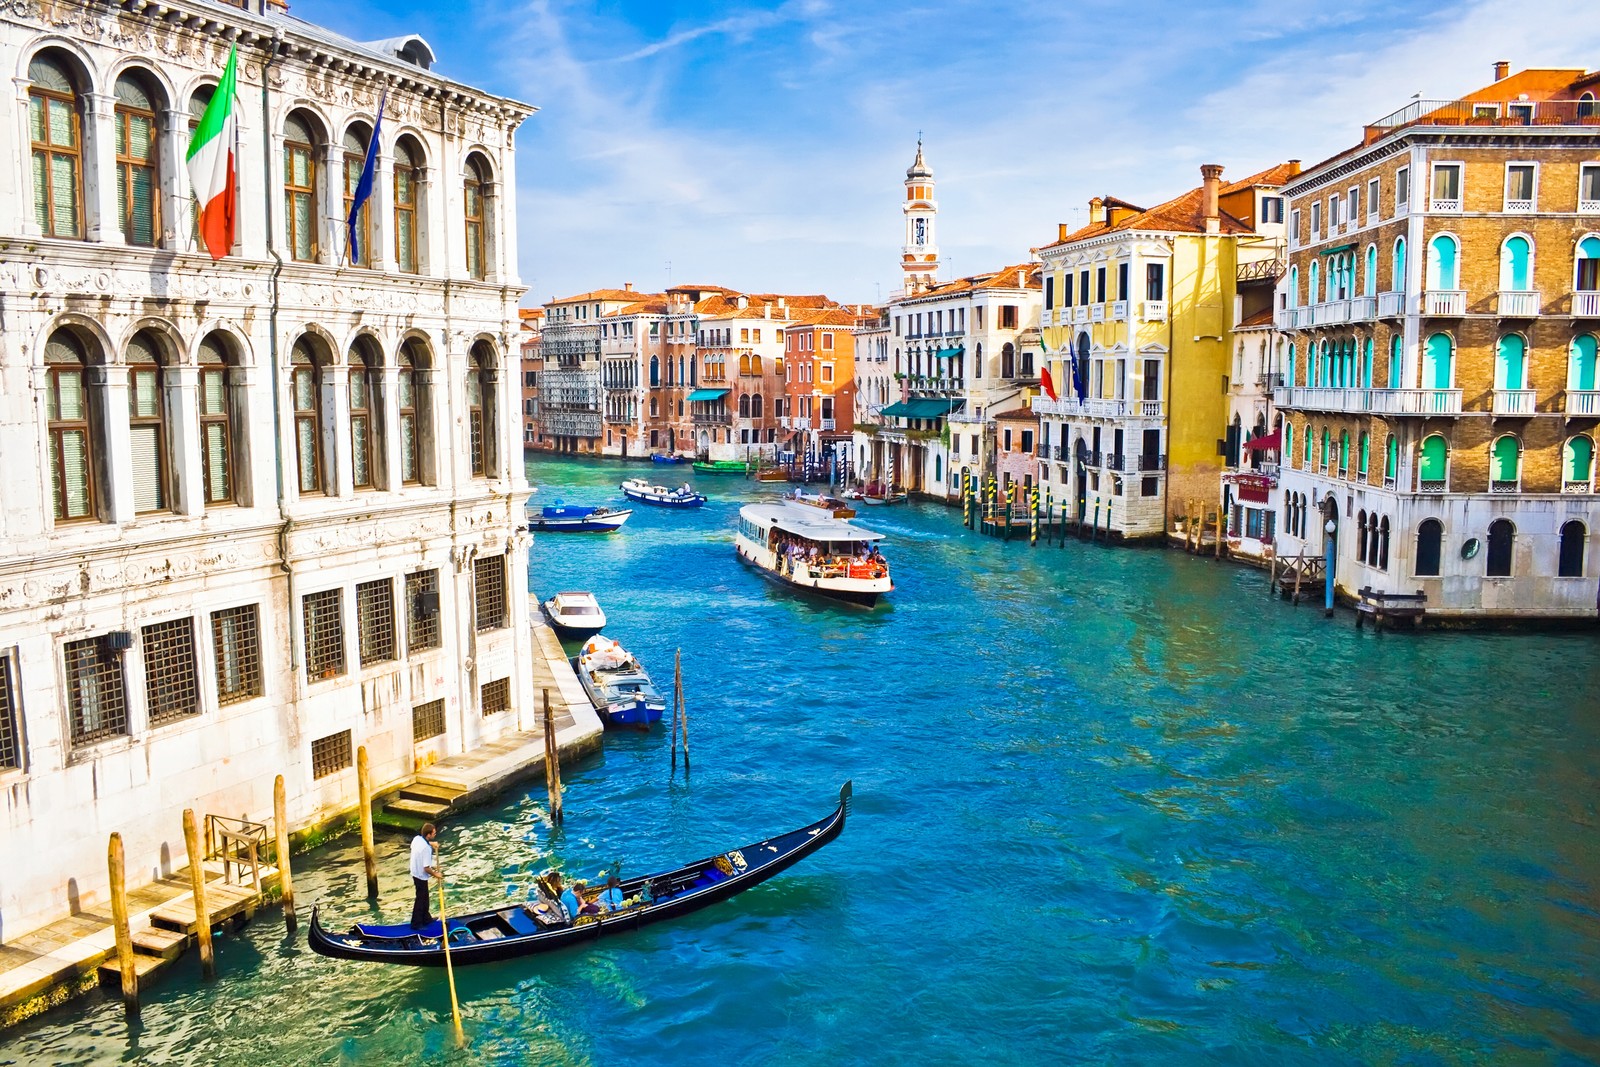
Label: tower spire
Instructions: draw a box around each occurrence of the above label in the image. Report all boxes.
[901,140,938,295]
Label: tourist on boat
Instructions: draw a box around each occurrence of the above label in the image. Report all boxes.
[409,822,440,929]
[598,875,625,912]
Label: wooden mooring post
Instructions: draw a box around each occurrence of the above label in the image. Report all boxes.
[543,687,564,825]
[357,746,378,899]
[676,652,691,773]
[182,808,215,980]
[274,774,296,933]
[108,832,139,1017]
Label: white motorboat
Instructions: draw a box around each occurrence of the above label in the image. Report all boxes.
[541,591,607,640]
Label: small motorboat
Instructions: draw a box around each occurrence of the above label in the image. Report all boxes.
[575,635,665,729]
[754,468,789,483]
[620,478,707,508]
[784,489,856,518]
[692,459,749,475]
[858,483,908,505]
[651,453,685,464]
[528,502,633,533]
[541,591,606,640]
[307,783,851,967]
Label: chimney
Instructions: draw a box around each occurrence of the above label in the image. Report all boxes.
[1016,268,1025,287]
[1059,222,1070,240]
[737,295,748,309]
[1493,60,1510,82]
[624,281,633,291]
[1200,164,1224,234]
[1088,197,1105,224]
[1288,159,1302,176]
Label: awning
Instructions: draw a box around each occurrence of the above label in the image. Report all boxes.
[1321,243,1355,255]
[1244,430,1282,451]
[686,388,729,402]
[881,398,965,419]
[934,346,964,360]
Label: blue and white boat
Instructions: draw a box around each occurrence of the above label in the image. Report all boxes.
[575,636,666,730]
[528,502,633,533]
[651,453,685,464]
[620,478,707,508]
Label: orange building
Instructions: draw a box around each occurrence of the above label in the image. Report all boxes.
[782,309,872,475]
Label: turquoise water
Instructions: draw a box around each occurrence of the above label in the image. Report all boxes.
[7,453,1600,1065]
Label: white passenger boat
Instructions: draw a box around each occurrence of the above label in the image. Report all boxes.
[734,501,892,607]
[620,478,707,508]
[541,591,607,640]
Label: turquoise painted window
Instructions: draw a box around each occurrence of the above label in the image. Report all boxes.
[1392,237,1406,291]
[1500,236,1532,290]
[1359,432,1370,476]
[1287,343,1296,384]
[1363,338,1374,388]
[1419,434,1448,480]
[1288,267,1298,308]
[1303,425,1312,465]
[935,455,942,481]
[1320,428,1329,467]
[1286,422,1294,461]
[1309,262,1319,303]
[1495,335,1526,390]
[1428,234,1458,290]
[1565,436,1594,482]
[1573,334,1598,391]
[1490,435,1520,483]
[1424,333,1453,389]
[1578,236,1600,292]
[1389,336,1403,388]
[1365,245,1378,296]
[1385,435,1398,478]
[1340,430,1350,473]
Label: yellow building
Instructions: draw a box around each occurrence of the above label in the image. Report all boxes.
[1034,163,1297,538]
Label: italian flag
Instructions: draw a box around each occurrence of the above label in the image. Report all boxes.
[186,45,239,261]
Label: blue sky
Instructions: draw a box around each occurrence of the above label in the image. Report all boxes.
[295,0,1600,306]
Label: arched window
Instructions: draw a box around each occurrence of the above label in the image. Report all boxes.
[1499,235,1532,291]
[1490,434,1520,490]
[649,397,658,417]
[1388,335,1403,388]
[198,332,239,506]
[1559,520,1586,578]
[1378,517,1390,570]
[397,338,432,484]
[1423,333,1453,390]
[935,455,942,481]
[649,356,660,387]
[1001,343,1016,378]
[393,137,423,273]
[1287,266,1298,308]
[1419,433,1449,490]
[1486,518,1515,577]
[1309,261,1319,304]
[29,53,84,239]
[1303,424,1312,469]
[284,112,320,262]
[1572,334,1598,392]
[1362,338,1373,389]
[1427,234,1459,290]
[1416,518,1443,576]
[468,340,496,476]
[464,153,491,279]
[1392,237,1406,292]
[1286,342,1296,385]
[126,331,171,513]
[1364,245,1378,297]
[186,84,215,245]
[1385,433,1398,483]
[114,72,161,247]
[290,338,325,494]
[1358,431,1370,478]
[1564,435,1594,490]
[751,355,763,374]
[739,354,751,376]
[1320,427,1330,470]
[752,394,763,418]
[738,394,750,418]
[1581,92,1599,120]
[1577,236,1600,293]
[1495,334,1527,391]
[1356,510,1369,562]
[1339,430,1350,475]
[342,124,373,267]
[349,337,381,489]
[46,328,97,520]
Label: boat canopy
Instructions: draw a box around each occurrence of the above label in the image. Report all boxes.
[741,503,883,543]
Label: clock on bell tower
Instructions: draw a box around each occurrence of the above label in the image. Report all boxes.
[901,139,939,295]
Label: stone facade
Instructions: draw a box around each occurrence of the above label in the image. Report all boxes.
[0,0,533,940]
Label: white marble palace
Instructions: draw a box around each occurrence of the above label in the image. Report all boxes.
[0,0,535,940]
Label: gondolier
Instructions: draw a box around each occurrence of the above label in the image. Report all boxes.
[410,823,440,929]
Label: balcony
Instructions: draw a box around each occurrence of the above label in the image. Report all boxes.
[1275,386,1463,415]
[1424,290,1466,316]
[1566,480,1595,493]
[1111,300,1128,320]
[1107,453,1126,472]
[1377,290,1407,317]
[1348,295,1377,321]
[1566,389,1600,415]
[1091,305,1106,323]
[1257,372,1284,390]
[1311,300,1350,326]
[1492,388,1537,415]
[821,418,836,431]
[1430,198,1461,212]
[1490,479,1520,494]
[1574,291,1600,318]
[692,411,731,426]
[1029,396,1163,419]
[1497,290,1541,317]
[1504,198,1535,213]
[1418,479,1448,493]
[1138,453,1167,471]
[1142,300,1168,322]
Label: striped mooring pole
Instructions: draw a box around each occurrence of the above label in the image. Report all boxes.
[1030,485,1040,546]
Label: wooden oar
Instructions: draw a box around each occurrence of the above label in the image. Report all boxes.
[435,844,465,1047]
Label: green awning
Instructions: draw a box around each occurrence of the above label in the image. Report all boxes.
[1321,243,1355,255]
[686,388,730,402]
[934,346,964,360]
[881,398,965,419]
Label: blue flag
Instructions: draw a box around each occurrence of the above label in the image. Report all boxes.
[346,91,385,265]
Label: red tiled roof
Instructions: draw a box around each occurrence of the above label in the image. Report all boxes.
[1043,183,1256,249]
[992,407,1039,423]
[549,287,660,304]
[1237,307,1275,329]
[909,264,1041,299]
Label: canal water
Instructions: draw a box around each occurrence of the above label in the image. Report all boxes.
[7,454,1600,1065]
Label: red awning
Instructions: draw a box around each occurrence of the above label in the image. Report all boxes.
[1244,430,1281,451]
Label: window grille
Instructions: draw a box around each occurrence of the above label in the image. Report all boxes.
[474,555,506,632]
[211,604,262,705]
[406,569,441,651]
[310,730,352,779]
[0,655,19,770]
[356,578,396,665]
[413,698,446,742]
[303,588,345,679]
[481,677,510,716]
[143,617,199,726]
[64,636,127,745]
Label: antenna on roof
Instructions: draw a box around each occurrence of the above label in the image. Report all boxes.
[665,260,672,289]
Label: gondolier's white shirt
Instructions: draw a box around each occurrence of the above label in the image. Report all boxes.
[410,834,434,881]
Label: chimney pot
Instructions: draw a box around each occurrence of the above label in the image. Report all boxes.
[1494,60,1510,81]
[1200,164,1224,232]
[624,281,632,291]
[1089,197,1105,225]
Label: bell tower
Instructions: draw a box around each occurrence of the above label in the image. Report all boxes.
[901,139,939,295]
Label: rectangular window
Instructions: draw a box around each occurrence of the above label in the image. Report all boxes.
[1260,196,1284,223]
[1117,263,1128,301]
[115,101,159,247]
[1021,430,1034,453]
[1094,268,1106,303]
[822,333,834,350]
[30,83,82,239]
[199,360,233,505]
[481,677,510,716]
[64,636,127,746]
[1328,195,1341,227]
[1289,208,1301,244]
[284,136,316,262]
[303,588,345,680]
[1504,163,1536,211]
[1431,163,1462,209]
[356,578,396,666]
[1366,178,1379,219]
[1079,271,1089,304]
[143,617,199,726]
[394,157,417,273]
[310,730,352,780]
[0,653,21,771]
[474,554,507,632]
[1396,167,1410,211]
[128,364,166,513]
[821,364,834,383]
[1000,305,1018,329]
[413,698,446,742]
[211,604,262,705]
[1310,201,1321,236]
[1145,263,1165,301]
[1582,165,1600,211]
[1044,275,1054,309]
[1347,186,1359,223]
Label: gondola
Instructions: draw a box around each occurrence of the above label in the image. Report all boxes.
[308,782,851,967]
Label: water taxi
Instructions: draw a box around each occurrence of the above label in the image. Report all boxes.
[734,501,891,607]
[541,591,607,641]
[620,478,707,508]
[528,503,633,533]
